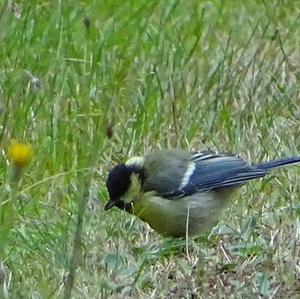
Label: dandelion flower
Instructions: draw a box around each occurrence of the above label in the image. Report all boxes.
[8,140,33,168]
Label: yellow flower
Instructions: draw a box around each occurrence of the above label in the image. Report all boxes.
[8,140,33,168]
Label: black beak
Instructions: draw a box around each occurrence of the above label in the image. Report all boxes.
[104,199,118,210]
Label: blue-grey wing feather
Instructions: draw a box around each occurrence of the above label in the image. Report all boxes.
[162,151,268,198]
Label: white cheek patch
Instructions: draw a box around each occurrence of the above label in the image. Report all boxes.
[123,174,141,203]
[179,161,196,189]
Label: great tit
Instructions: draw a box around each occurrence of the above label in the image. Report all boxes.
[105,149,300,237]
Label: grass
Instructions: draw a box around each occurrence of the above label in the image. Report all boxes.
[0,0,300,298]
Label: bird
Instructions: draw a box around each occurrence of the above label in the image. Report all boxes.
[104,149,300,238]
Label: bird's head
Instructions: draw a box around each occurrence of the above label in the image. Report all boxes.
[105,156,145,211]
[105,164,132,210]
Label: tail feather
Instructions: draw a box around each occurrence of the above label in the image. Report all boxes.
[256,156,300,170]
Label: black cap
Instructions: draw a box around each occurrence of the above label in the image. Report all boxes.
[105,164,131,210]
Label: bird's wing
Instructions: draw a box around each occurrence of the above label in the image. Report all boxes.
[159,151,268,198]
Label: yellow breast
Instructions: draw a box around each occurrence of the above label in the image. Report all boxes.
[123,173,236,237]
[133,191,231,237]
